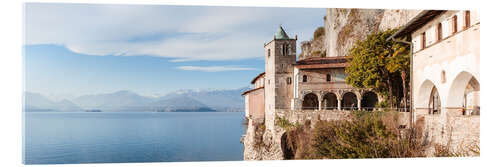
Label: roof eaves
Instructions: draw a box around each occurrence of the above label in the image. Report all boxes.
[389,10,446,40]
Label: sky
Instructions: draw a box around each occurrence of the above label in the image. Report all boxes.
[23,3,325,100]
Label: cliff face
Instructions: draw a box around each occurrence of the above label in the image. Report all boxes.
[323,8,420,58]
[299,32,325,60]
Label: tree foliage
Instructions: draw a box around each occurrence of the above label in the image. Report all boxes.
[345,28,409,108]
[313,26,325,40]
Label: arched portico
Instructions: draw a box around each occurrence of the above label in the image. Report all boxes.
[361,91,378,110]
[302,93,319,110]
[416,79,442,115]
[447,71,480,115]
[341,92,358,110]
[322,93,338,110]
[416,80,441,108]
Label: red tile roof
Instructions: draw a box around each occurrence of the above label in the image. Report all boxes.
[295,57,349,69]
[250,72,265,84]
[241,87,264,96]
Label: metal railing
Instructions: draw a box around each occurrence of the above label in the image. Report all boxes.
[277,107,411,112]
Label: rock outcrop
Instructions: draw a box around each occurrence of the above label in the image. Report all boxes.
[323,8,420,58]
[299,29,326,60]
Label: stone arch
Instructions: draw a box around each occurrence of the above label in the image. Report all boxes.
[361,91,378,110]
[341,92,358,110]
[447,71,480,115]
[322,92,338,110]
[429,86,441,115]
[415,79,442,109]
[281,132,295,159]
[302,93,319,110]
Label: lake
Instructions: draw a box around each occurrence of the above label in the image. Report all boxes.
[23,112,246,164]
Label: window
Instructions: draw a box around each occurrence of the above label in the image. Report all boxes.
[282,44,286,55]
[436,23,442,41]
[302,75,308,82]
[326,74,331,82]
[287,44,292,55]
[267,49,271,57]
[421,32,426,49]
[287,77,292,84]
[441,70,446,83]
[465,11,471,28]
[452,15,458,34]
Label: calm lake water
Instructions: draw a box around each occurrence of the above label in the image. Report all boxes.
[23,112,246,164]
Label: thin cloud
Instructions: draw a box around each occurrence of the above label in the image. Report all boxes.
[177,66,258,72]
[24,3,324,61]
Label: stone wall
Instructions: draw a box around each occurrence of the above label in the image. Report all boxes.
[243,109,413,160]
[247,88,265,120]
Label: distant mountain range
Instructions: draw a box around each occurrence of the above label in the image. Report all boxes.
[24,87,250,112]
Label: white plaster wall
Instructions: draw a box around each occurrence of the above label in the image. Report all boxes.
[412,10,480,114]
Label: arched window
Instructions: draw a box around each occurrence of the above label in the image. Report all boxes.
[441,70,446,83]
[465,11,471,28]
[282,44,286,55]
[302,75,308,82]
[421,32,426,49]
[287,44,292,55]
[452,15,458,34]
[436,23,442,41]
[326,74,331,82]
[429,86,441,115]
[287,77,292,84]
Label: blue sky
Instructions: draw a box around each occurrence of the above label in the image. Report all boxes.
[24,3,325,100]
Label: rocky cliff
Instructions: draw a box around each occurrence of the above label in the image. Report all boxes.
[299,8,420,59]
[299,27,326,60]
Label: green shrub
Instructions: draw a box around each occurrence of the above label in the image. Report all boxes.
[312,50,321,57]
[277,116,295,131]
[313,27,325,40]
[283,111,428,159]
[320,51,326,57]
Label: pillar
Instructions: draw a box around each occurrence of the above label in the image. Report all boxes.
[337,98,342,110]
[357,97,361,110]
[318,95,322,110]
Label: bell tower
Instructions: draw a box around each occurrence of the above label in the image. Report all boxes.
[264,25,297,112]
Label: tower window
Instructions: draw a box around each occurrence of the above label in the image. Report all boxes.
[303,75,308,82]
[465,11,471,28]
[282,44,286,55]
[287,77,292,84]
[326,74,331,82]
[268,49,271,57]
[436,23,442,41]
[452,15,458,34]
[288,44,292,55]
